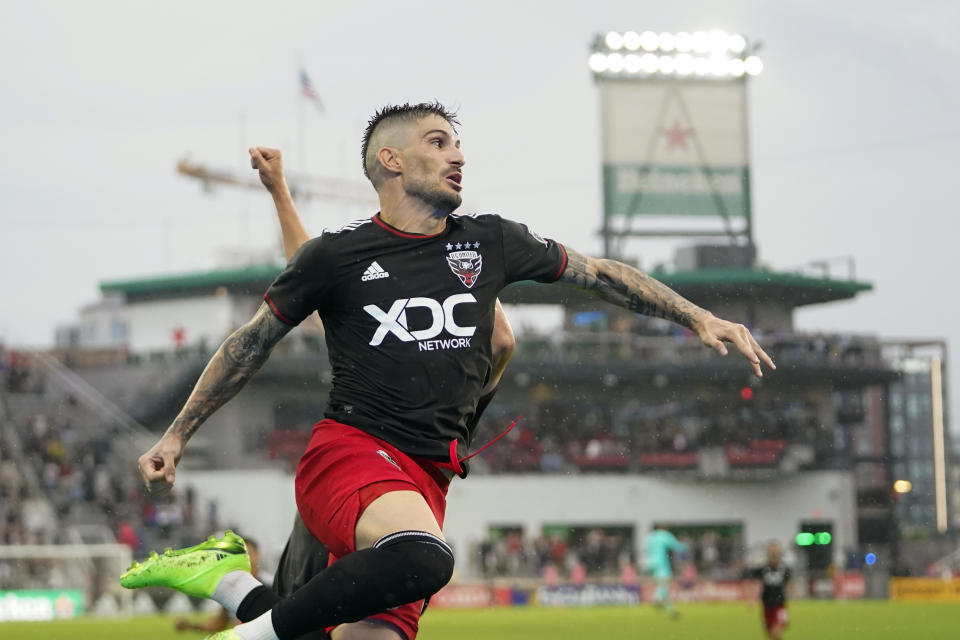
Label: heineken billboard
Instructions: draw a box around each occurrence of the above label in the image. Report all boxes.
[0,590,84,622]
[599,79,751,224]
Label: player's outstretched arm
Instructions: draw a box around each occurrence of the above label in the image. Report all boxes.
[557,247,775,377]
[137,303,293,492]
[250,146,309,261]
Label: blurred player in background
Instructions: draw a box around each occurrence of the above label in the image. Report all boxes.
[174,538,262,634]
[121,101,773,640]
[644,524,687,617]
[748,542,791,639]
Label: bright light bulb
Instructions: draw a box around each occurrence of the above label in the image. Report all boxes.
[728,34,747,53]
[624,54,642,73]
[658,32,676,51]
[589,52,609,73]
[692,56,710,76]
[674,31,692,52]
[605,31,623,50]
[709,55,729,76]
[745,55,763,76]
[639,31,659,51]
[727,58,746,77]
[623,31,641,51]
[675,53,694,75]
[607,52,625,72]
[640,53,659,73]
[657,55,676,74]
[692,31,710,53]
[709,30,729,52]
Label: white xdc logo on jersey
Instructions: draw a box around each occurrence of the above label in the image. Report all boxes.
[364,294,477,346]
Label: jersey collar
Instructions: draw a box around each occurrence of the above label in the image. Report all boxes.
[372,213,448,239]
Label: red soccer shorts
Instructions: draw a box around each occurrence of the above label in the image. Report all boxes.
[763,605,789,633]
[294,419,451,640]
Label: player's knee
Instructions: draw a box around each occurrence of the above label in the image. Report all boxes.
[375,530,454,595]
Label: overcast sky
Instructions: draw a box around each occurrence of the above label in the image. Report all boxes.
[2,0,958,430]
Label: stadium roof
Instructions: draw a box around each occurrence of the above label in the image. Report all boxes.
[100,264,872,308]
[501,267,873,308]
[100,263,283,301]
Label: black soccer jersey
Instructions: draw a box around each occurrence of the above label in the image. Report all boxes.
[750,564,791,608]
[264,212,567,468]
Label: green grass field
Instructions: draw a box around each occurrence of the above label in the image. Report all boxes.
[1,601,955,640]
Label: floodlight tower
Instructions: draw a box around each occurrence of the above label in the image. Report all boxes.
[587,30,763,259]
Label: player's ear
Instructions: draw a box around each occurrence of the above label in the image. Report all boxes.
[377,147,402,175]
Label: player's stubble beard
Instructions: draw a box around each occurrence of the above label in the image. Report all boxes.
[403,171,462,215]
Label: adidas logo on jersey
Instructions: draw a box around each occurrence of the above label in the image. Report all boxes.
[361,261,390,282]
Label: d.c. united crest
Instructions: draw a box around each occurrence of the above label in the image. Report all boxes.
[447,250,483,288]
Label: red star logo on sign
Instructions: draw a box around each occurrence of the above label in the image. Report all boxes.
[663,121,694,150]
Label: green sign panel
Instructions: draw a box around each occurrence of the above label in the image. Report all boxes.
[603,164,748,218]
[0,590,84,621]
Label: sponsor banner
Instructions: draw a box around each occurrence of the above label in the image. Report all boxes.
[640,580,749,603]
[889,578,960,602]
[537,585,640,607]
[598,79,750,220]
[834,573,866,599]
[0,590,84,622]
[430,584,493,609]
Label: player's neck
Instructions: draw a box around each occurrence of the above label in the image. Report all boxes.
[378,197,449,236]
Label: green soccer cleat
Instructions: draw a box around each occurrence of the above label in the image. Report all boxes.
[119,530,251,598]
[204,630,242,640]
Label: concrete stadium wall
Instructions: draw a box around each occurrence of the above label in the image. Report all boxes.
[177,470,857,577]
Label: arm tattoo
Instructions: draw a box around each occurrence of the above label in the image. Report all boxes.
[558,248,707,330]
[166,303,293,443]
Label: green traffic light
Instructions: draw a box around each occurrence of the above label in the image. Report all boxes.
[795,532,815,546]
[815,532,832,545]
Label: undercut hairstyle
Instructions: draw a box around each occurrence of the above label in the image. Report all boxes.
[361,101,460,186]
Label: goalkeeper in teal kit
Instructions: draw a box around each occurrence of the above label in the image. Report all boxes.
[644,524,687,616]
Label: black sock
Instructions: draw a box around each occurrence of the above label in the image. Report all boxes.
[269,530,454,640]
[237,585,280,622]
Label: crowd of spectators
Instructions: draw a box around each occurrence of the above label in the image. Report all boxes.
[474,391,826,474]
[472,525,746,582]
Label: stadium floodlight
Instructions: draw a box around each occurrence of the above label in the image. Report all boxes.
[709,30,729,52]
[623,31,642,50]
[605,31,623,50]
[728,58,746,77]
[589,52,609,73]
[639,31,659,51]
[893,479,912,494]
[607,52,625,72]
[658,32,676,51]
[728,34,747,53]
[624,54,642,73]
[745,56,764,76]
[675,53,694,76]
[692,31,710,53]
[640,53,659,73]
[589,30,762,79]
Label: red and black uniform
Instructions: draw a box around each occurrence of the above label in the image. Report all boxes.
[749,563,790,635]
[263,212,566,638]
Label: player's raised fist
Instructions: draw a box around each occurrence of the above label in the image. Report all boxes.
[137,433,184,493]
[249,146,286,194]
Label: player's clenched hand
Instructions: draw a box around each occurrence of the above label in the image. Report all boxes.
[694,313,775,378]
[137,434,184,494]
[249,146,287,195]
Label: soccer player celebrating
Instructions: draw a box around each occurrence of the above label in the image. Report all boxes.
[121,102,774,640]
[748,542,791,639]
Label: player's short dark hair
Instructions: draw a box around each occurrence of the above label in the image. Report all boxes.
[361,101,460,180]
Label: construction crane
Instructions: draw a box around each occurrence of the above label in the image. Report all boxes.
[176,157,377,206]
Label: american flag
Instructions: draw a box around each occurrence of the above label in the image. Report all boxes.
[300,68,324,113]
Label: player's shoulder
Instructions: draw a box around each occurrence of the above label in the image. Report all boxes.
[322,216,376,237]
[450,212,503,227]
